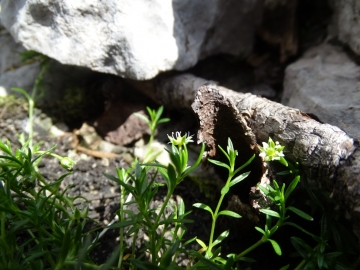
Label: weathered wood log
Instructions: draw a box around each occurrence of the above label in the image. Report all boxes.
[191,85,359,238]
[130,73,360,238]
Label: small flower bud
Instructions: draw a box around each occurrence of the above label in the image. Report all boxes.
[60,157,76,170]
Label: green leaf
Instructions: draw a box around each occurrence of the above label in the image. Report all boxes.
[279,265,290,270]
[290,237,313,261]
[287,206,313,221]
[56,229,71,269]
[159,218,193,225]
[218,144,230,161]
[317,251,325,269]
[221,186,229,195]
[284,175,300,200]
[283,222,320,241]
[258,184,270,196]
[320,214,328,238]
[193,203,213,216]
[182,143,205,179]
[157,118,170,124]
[160,240,179,267]
[259,209,281,218]
[183,236,197,247]
[208,159,230,170]
[167,163,177,191]
[233,154,255,176]
[213,230,229,248]
[277,170,293,175]
[229,171,250,187]
[133,112,150,125]
[154,106,164,123]
[254,226,266,236]
[189,251,224,270]
[218,210,241,219]
[279,156,288,167]
[196,238,207,249]
[268,239,282,255]
[178,198,185,216]
[238,256,256,262]
[103,173,134,193]
[12,87,32,101]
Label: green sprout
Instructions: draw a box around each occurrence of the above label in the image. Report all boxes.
[134,106,170,162]
[193,138,255,261]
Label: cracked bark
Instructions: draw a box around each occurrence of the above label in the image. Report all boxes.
[130,73,360,238]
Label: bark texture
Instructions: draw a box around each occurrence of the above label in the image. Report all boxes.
[192,85,359,238]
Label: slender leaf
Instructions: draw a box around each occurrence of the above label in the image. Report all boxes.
[254,226,266,235]
[103,173,134,193]
[193,203,214,216]
[213,230,229,247]
[284,175,300,200]
[154,106,164,123]
[134,112,150,125]
[290,236,313,260]
[182,143,205,179]
[268,239,282,255]
[287,206,313,221]
[167,163,176,191]
[217,144,230,160]
[260,209,281,218]
[229,171,250,187]
[157,118,170,124]
[196,238,207,249]
[208,159,230,170]
[317,251,325,269]
[233,154,255,176]
[283,222,321,242]
[183,236,197,247]
[218,210,241,219]
[159,218,193,225]
[279,156,288,167]
[189,251,224,270]
[160,240,179,267]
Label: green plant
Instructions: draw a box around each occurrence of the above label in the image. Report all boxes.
[0,139,95,269]
[104,131,205,269]
[134,106,170,162]
[193,138,255,261]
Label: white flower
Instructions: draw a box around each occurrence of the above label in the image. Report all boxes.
[167,131,194,147]
[259,138,285,162]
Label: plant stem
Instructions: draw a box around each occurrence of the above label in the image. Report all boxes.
[28,98,34,149]
[236,237,266,259]
[118,185,126,268]
[208,170,233,255]
[153,190,173,261]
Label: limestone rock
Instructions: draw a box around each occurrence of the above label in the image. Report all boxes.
[0,0,262,80]
[282,44,360,139]
[329,0,360,55]
[0,25,41,96]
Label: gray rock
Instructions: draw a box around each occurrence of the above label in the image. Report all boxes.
[282,44,360,139]
[329,0,360,55]
[0,25,41,96]
[0,0,262,80]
